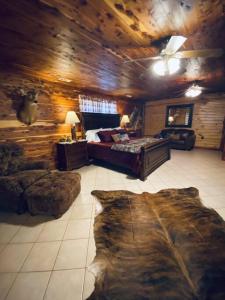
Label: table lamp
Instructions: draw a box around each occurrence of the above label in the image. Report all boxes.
[121,114,130,129]
[65,111,80,141]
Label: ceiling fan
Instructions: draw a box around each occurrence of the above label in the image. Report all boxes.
[123,35,223,65]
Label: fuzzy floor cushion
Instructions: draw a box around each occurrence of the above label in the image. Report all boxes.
[88,188,225,300]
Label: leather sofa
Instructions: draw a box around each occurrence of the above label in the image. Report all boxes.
[0,143,81,217]
[155,129,196,150]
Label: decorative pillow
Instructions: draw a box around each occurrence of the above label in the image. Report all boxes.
[180,132,189,140]
[111,134,121,143]
[97,130,117,142]
[170,133,180,140]
[120,133,130,142]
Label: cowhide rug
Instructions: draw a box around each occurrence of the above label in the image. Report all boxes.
[87,188,225,300]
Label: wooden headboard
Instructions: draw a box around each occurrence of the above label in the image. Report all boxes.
[82,112,120,131]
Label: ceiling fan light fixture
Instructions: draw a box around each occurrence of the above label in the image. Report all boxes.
[153,60,166,76]
[168,58,180,74]
[153,58,180,76]
[185,84,202,97]
[163,36,187,56]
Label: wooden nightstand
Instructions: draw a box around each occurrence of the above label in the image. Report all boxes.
[57,141,88,170]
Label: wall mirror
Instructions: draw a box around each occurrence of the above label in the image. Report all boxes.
[165,104,194,128]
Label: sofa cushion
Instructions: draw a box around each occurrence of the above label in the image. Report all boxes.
[16,169,50,190]
[172,140,185,145]
[180,132,189,140]
[170,133,180,140]
[19,160,50,171]
[0,143,23,176]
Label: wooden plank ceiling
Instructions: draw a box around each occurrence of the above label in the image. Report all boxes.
[0,0,224,100]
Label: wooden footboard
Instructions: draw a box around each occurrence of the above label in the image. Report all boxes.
[139,139,170,181]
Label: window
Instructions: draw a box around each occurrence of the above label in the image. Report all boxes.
[79,95,117,114]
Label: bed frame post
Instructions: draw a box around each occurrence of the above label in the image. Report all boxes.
[139,139,170,181]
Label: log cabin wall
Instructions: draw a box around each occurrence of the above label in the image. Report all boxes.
[144,94,225,150]
[0,72,142,167]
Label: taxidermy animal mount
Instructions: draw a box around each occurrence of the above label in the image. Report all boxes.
[10,88,39,125]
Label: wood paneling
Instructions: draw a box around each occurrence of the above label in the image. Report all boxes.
[0,73,141,167]
[0,0,225,99]
[144,94,225,149]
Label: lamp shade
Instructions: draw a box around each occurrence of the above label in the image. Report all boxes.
[121,115,130,124]
[65,111,80,124]
[168,116,174,123]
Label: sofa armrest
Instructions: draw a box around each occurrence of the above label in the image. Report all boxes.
[0,176,24,211]
[185,134,196,149]
[153,133,162,138]
[20,160,50,171]
[0,176,23,193]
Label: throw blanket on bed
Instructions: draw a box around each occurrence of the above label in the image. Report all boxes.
[87,188,225,300]
[111,137,159,154]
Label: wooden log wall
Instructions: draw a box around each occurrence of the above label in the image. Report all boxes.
[144,94,225,150]
[0,73,142,167]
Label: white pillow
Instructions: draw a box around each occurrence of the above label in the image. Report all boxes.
[86,129,102,142]
[100,128,112,131]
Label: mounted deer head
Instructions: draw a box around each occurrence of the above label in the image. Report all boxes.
[18,89,38,125]
[10,88,39,125]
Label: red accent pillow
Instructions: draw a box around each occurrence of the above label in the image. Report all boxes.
[97,130,117,142]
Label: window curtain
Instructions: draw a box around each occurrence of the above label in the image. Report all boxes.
[79,95,117,114]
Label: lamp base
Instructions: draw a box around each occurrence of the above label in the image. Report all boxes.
[71,125,77,141]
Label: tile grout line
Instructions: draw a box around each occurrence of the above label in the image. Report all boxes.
[42,212,71,300]
[3,216,52,298]
[81,176,97,300]
[0,266,89,274]
[82,199,95,300]
[3,272,18,300]
[3,214,34,300]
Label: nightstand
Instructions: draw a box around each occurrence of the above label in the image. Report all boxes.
[57,141,88,170]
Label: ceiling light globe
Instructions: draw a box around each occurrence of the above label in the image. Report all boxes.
[168,58,180,75]
[153,58,180,76]
[153,60,166,76]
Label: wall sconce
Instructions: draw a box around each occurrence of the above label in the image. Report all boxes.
[65,111,80,141]
[121,114,130,129]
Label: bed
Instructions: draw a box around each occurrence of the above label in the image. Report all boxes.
[82,112,170,181]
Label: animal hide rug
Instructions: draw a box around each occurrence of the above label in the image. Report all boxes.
[87,188,225,300]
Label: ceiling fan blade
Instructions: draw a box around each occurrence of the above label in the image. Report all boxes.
[174,49,224,59]
[123,56,162,63]
[163,36,187,56]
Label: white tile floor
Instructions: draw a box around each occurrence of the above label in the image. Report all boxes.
[0,149,224,300]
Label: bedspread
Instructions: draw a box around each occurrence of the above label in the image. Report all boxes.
[111,137,160,154]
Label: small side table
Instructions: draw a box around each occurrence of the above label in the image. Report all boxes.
[57,141,88,170]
